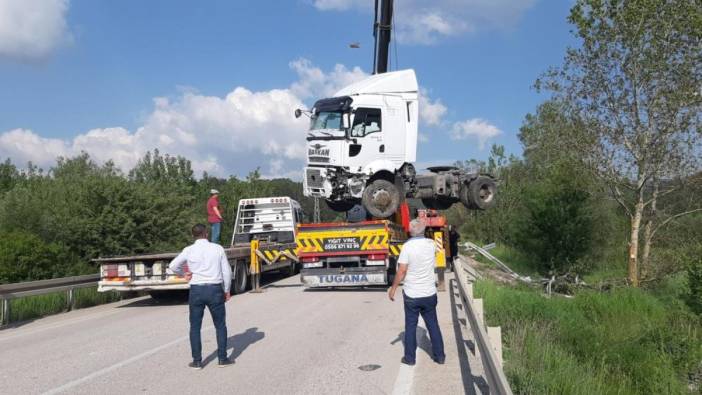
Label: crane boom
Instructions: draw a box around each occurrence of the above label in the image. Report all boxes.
[373,0,394,74]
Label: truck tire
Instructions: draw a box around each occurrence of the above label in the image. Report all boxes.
[362,179,401,218]
[325,199,356,212]
[461,176,496,210]
[421,197,453,211]
[233,261,248,294]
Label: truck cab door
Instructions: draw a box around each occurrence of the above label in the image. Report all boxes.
[345,107,384,169]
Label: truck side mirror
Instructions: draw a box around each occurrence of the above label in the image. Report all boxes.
[294,109,302,118]
[342,113,350,129]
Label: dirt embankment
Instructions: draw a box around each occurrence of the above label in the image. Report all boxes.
[458,254,518,285]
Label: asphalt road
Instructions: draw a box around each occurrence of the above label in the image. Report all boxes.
[0,270,482,395]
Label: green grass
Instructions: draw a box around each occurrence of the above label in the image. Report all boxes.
[474,279,702,395]
[8,287,122,323]
[582,264,628,285]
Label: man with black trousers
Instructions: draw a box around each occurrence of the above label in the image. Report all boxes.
[388,219,446,366]
[169,224,233,369]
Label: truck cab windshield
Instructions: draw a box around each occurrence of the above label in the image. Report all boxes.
[310,111,343,131]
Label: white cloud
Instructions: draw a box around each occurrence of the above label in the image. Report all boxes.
[310,0,366,12]
[289,58,367,99]
[0,0,71,60]
[450,118,502,149]
[312,0,538,44]
[0,60,365,177]
[0,58,494,177]
[0,128,69,164]
[418,88,447,126]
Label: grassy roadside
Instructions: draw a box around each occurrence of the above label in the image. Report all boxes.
[467,244,541,278]
[474,279,702,394]
[7,287,122,324]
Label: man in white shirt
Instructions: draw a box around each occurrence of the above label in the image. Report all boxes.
[169,224,233,369]
[388,219,445,366]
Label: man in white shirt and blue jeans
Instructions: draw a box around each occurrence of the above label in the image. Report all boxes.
[169,224,233,369]
[388,219,445,366]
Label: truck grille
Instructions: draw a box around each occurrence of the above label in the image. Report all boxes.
[306,168,325,188]
[309,156,330,163]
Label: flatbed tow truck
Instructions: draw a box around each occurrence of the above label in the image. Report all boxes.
[96,197,302,298]
[296,203,452,289]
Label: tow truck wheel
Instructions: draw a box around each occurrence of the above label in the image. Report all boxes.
[461,176,497,210]
[233,261,248,294]
[362,179,401,218]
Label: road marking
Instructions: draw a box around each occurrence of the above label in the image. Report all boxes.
[42,327,212,395]
[0,310,124,343]
[391,363,415,395]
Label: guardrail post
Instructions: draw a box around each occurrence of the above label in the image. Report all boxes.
[473,298,484,328]
[1,298,9,326]
[66,288,75,312]
[487,326,503,367]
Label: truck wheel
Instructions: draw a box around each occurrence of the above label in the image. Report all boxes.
[461,176,496,210]
[233,261,248,294]
[421,198,453,210]
[362,179,401,218]
[325,199,356,212]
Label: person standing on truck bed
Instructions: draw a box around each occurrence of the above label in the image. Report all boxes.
[169,224,233,369]
[388,219,446,366]
[207,189,223,244]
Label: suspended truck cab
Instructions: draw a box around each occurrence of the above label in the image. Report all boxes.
[301,69,496,218]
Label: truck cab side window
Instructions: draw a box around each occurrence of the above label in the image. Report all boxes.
[351,108,382,137]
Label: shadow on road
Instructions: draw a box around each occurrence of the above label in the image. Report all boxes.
[263,283,303,289]
[202,327,266,366]
[305,286,387,293]
[117,295,187,308]
[391,327,436,358]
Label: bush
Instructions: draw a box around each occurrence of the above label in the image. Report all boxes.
[0,231,82,284]
[511,168,594,275]
[687,257,702,315]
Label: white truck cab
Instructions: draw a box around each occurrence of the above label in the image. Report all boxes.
[307,69,418,171]
[300,70,496,218]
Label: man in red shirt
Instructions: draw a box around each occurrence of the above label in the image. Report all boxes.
[207,189,223,244]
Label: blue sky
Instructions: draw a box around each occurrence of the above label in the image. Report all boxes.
[0,0,576,178]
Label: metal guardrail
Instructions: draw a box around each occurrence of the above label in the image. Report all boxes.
[0,274,100,326]
[454,257,513,395]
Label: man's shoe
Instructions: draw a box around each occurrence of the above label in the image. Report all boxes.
[400,357,415,366]
[218,358,234,368]
[433,357,446,365]
[189,361,203,370]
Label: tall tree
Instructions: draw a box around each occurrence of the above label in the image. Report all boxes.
[539,0,702,286]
